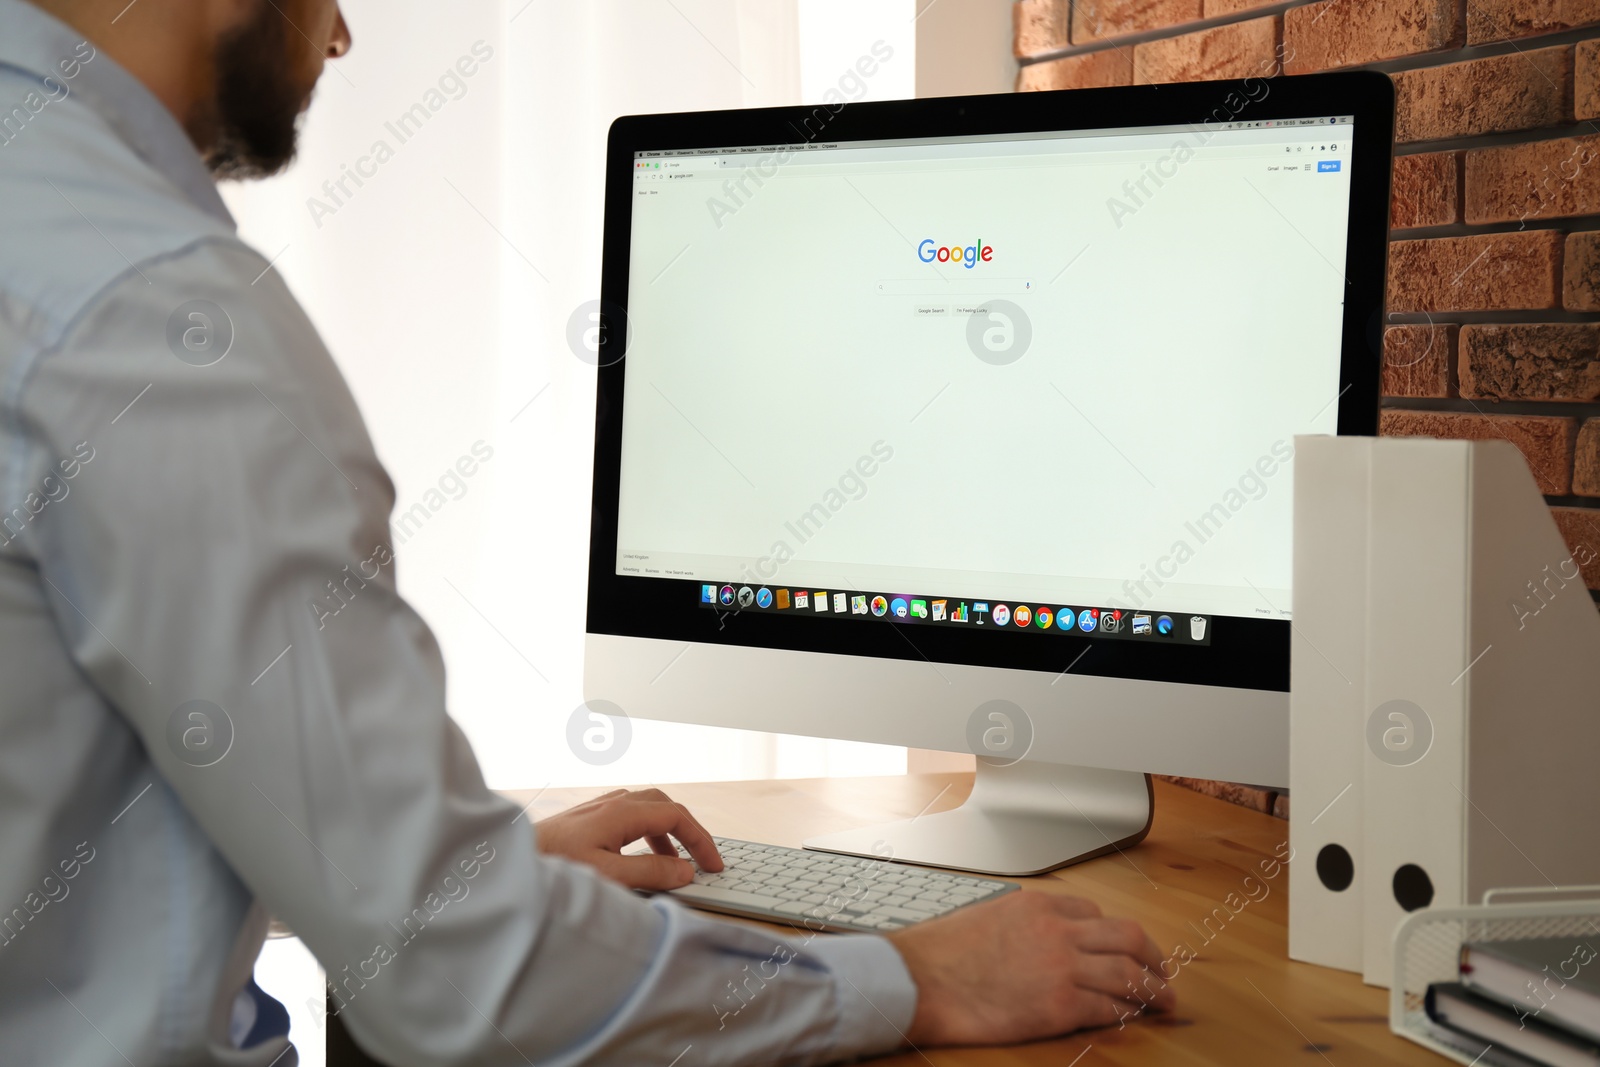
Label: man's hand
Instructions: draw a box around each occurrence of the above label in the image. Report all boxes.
[887,891,1175,1046]
[534,788,724,891]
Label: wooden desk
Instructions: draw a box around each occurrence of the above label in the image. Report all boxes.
[503,774,1440,1066]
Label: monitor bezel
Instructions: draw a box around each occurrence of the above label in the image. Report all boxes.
[586,72,1394,693]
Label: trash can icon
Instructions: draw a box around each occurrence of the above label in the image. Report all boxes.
[1190,615,1207,640]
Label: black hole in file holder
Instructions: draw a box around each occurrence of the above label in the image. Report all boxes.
[1393,864,1434,911]
[1316,843,1355,892]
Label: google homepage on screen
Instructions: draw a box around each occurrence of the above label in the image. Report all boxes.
[615,118,1355,621]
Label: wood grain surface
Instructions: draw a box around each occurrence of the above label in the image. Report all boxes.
[501,775,1438,1066]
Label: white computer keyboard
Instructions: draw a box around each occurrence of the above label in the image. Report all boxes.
[632,836,1017,933]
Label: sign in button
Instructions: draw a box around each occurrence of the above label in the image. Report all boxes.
[1317,160,1341,172]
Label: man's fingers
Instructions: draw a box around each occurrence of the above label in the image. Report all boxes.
[1073,917,1165,972]
[617,799,723,872]
[1064,988,1141,1033]
[645,834,678,857]
[1072,951,1175,1014]
[1137,933,1167,975]
[566,788,628,817]
[625,789,713,844]
[595,790,722,872]
[683,805,716,848]
[658,795,719,869]
[603,851,695,890]
[579,788,628,812]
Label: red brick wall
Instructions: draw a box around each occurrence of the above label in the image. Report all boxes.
[1014,0,1600,599]
[1015,0,1600,814]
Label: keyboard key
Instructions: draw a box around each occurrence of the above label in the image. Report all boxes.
[674,884,786,911]
[773,901,821,916]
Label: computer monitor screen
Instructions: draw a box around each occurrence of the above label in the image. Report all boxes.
[590,75,1389,695]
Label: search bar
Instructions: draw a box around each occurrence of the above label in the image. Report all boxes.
[876,278,1033,295]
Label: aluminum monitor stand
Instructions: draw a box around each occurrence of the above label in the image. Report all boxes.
[803,760,1154,877]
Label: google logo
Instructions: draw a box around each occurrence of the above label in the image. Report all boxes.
[919,239,994,269]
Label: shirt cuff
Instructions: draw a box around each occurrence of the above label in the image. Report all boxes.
[806,934,918,1059]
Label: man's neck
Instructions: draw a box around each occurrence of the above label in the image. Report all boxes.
[28,0,216,151]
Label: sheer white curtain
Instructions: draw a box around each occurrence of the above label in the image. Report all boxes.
[222,1,914,792]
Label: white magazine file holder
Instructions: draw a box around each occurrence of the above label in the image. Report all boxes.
[1289,435,1600,986]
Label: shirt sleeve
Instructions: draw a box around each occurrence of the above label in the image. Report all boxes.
[15,237,917,1067]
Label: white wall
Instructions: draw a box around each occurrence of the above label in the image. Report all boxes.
[221,1,918,793]
[915,0,1018,97]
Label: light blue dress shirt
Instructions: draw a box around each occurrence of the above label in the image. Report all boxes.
[0,1,918,1063]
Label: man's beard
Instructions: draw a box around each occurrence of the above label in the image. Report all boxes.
[202,1,312,179]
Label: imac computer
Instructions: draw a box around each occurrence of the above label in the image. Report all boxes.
[585,72,1394,875]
